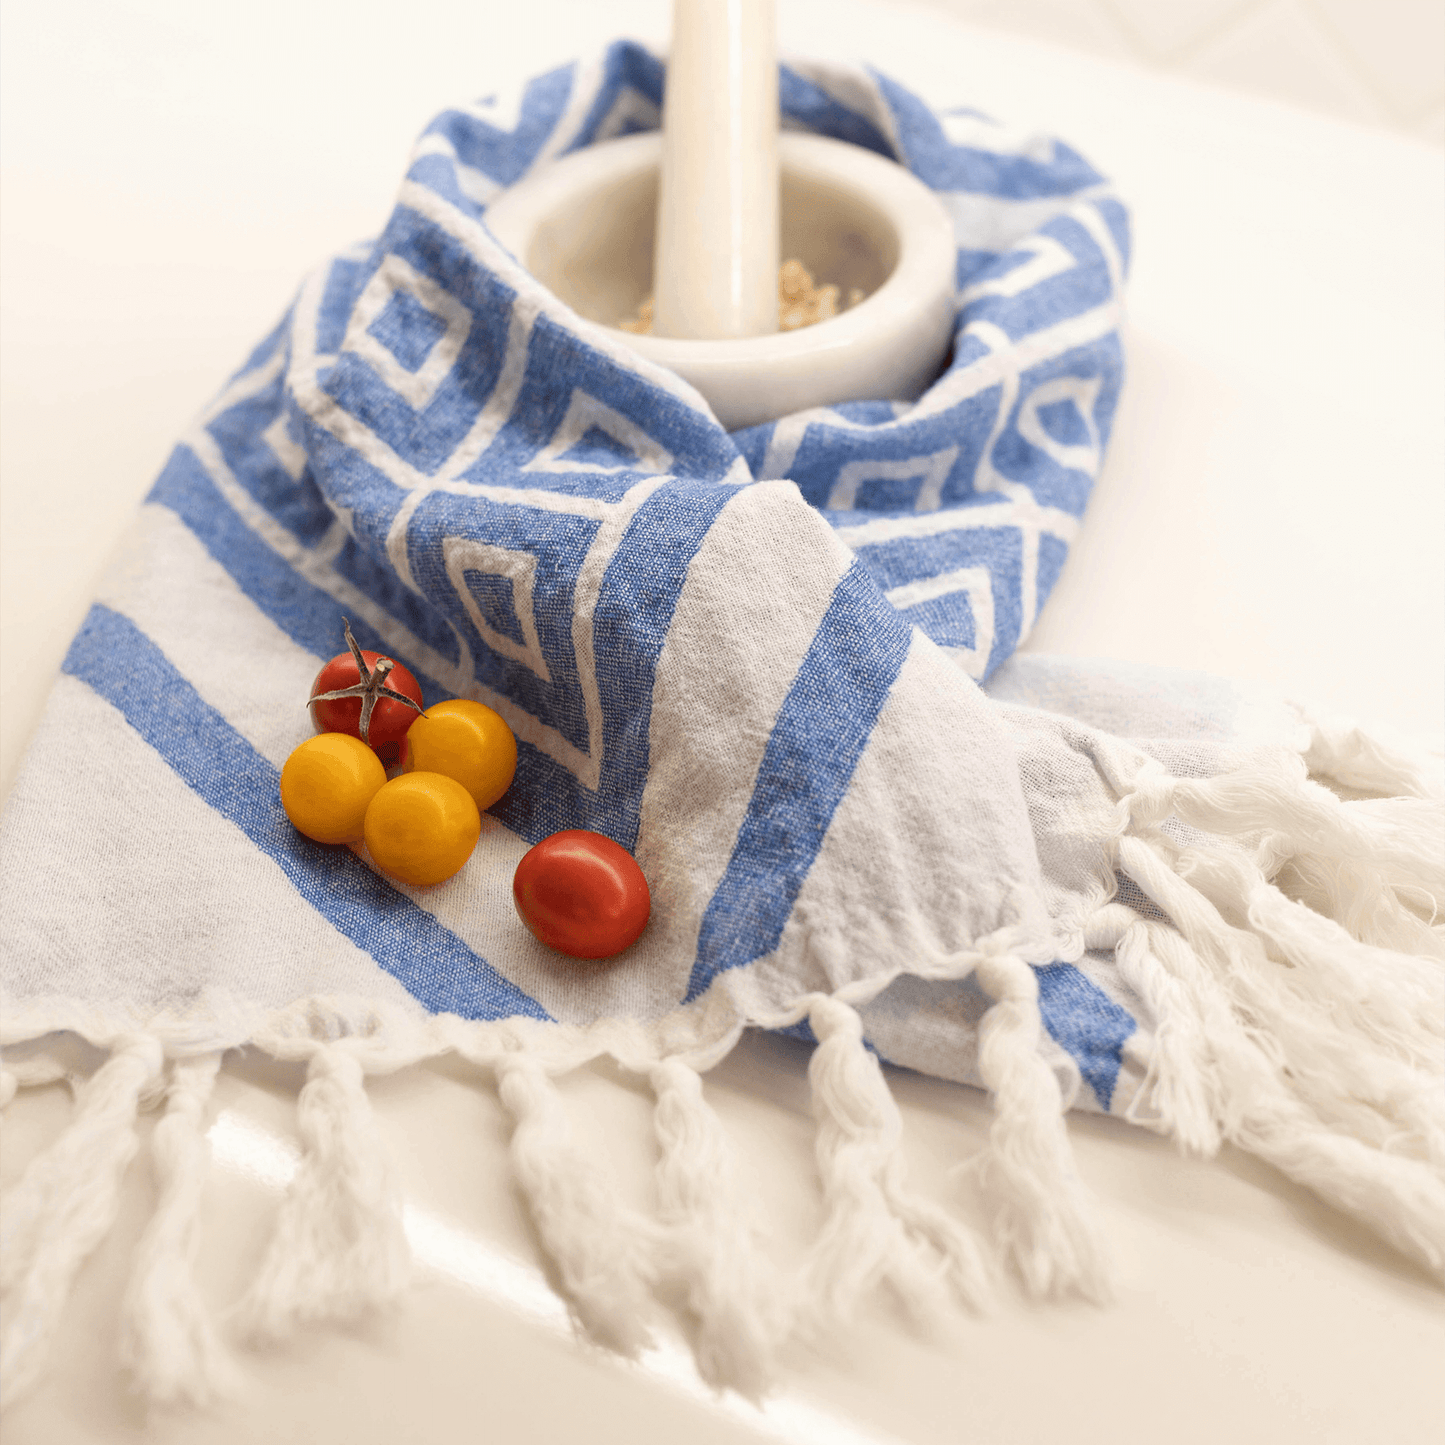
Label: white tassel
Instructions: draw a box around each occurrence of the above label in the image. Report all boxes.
[649,1056,779,1396]
[495,1053,658,1355]
[1161,765,1445,912]
[1144,916,1445,1279]
[804,994,993,1326]
[1299,707,1444,800]
[1274,840,1443,960]
[1178,843,1443,1073]
[1110,918,1221,1155]
[0,1035,164,1405]
[235,1045,409,1342]
[1123,836,1445,1166]
[973,954,1113,1301]
[1233,1103,1445,1278]
[1116,837,1445,1278]
[119,1052,240,1405]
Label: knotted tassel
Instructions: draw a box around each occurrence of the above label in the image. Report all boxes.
[1299,707,1443,800]
[1162,765,1444,913]
[1178,842,1443,1074]
[495,1052,658,1355]
[1124,835,1445,1163]
[235,1044,409,1342]
[805,994,993,1327]
[1162,751,1445,962]
[1093,904,1220,1156]
[973,953,1112,1301]
[1116,836,1445,1278]
[0,1034,164,1405]
[119,1052,240,1405]
[649,1054,779,1396]
[1275,834,1443,960]
[1141,915,1445,1280]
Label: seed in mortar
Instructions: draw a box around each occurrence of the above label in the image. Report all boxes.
[619,258,865,335]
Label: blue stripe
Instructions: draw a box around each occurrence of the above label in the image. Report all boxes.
[958,218,1114,344]
[424,65,575,186]
[1094,197,1132,276]
[319,215,521,478]
[316,256,372,358]
[62,604,549,1023]
[956,248,1003,288]
[565,41,665,152]
[590,480,736,850]
[209,387,336,547]
[1035,962,1135,1110]
[476,313,736,486]
[408,151,476,217]
[871,71,1104,197]
[779,66,895,157]
[147,446,456,700]
[685,564,914,1002]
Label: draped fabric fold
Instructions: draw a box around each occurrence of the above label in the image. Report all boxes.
[1,40,1439,1411]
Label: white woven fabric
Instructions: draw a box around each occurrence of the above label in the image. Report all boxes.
[1,41,1440,1411]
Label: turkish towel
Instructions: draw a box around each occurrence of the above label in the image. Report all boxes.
[2,41,1441,1410]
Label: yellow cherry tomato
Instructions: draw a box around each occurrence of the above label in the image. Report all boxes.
[402,699,517,812]
[280,733,387,844]
[364,772,481,887]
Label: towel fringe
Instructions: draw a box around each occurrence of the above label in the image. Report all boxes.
[804,994,994,1326]
[1115,831,1445,1280]
[1112,919,1221,1155]
[0,1035,163,1405]
[234,1044,410,1342]
[1176,843,1443,1075]
[493,1051,659,1356]
[2,715,1441,1408]
[647,1055,780,1397]
[1299,706,1444,801]
[1274,838,1443,960]
[1145,913,1445,1280]
[1121,834,1442,1154]
[119,1052,240,1406]
[972,955,1113,1301]
[1158,760,1445,913]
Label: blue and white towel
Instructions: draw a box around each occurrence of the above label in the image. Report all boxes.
[2,41,1441,1410]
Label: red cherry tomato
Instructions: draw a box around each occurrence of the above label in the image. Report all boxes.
[309,619,424,767]
[513,830,651,960]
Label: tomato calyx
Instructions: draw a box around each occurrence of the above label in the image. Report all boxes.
[309,619,423,746]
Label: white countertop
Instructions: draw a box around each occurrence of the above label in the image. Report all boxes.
[2,2,1442,1442]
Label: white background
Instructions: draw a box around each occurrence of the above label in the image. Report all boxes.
[921,0,1445,143]
[2,2,1442,1442]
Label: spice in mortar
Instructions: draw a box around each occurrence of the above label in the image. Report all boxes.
[621,258,866,335]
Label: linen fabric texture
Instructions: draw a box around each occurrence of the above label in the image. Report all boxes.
[4,42,1133,1067]
[2,41,1441,1409]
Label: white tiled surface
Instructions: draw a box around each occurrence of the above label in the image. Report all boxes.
[927,0,1445,142]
